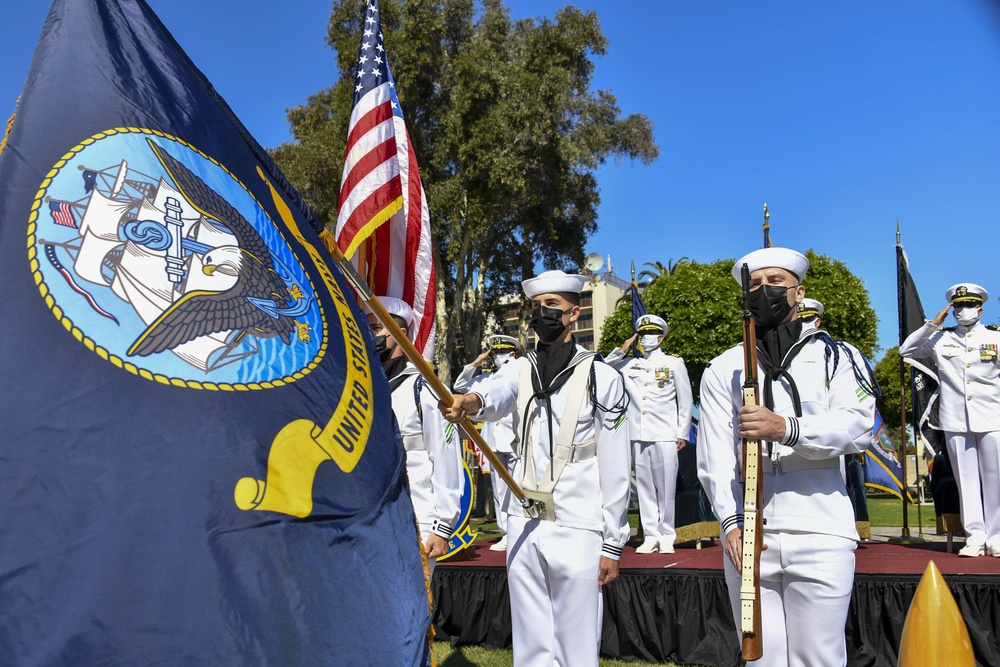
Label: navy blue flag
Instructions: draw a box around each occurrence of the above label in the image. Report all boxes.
[864,409,915,503]
[629,281,647,357]
[0,1,431,664]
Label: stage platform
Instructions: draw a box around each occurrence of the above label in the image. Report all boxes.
[432,538,1000,666]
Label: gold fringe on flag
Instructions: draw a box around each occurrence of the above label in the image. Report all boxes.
[674,520,720,545]
[340,196,403,260]
[0,98,18,157]
[319,228,338,255]
[416,519,437,665]
[856,521,871,540]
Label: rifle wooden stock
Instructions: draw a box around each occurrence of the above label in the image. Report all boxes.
[327,244,529,506]
[740,264,764,661]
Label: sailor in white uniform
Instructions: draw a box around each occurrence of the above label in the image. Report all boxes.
[697,248,876,667]
[798,298,873,538]
[368,297,463,572]
[899,283,1000,558]
[605,314,692,554]
[441,270,631,667]
[453,334,523,551]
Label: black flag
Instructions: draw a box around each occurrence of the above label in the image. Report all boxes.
[896,240,943,453]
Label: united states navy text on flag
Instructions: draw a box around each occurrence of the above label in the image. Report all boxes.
[335,0,436,358]
[0,1,430,664]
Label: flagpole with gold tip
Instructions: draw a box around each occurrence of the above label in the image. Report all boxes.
[897,561,974,666]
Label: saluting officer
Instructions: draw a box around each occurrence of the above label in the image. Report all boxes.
[900,283,1000,558]
[606,314,692,553]
[440,270,631,667]
[796,298,824,330]
[453,334,524,551]
[368,297,463,572]
[697,248,876,667]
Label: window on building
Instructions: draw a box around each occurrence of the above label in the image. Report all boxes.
[577,334,595,350]
[580,291,593,307]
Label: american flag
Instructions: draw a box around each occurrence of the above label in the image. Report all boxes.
[49,200,77,228]
[335,0,436,358]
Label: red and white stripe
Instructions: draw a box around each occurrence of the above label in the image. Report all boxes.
[335,83,437,359]
[336,82,402,256]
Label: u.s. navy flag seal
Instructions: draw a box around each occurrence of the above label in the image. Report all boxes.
[30,129,325,387]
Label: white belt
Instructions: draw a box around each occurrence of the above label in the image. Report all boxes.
[552,439,597,464]
[402,434,424,452]
[762,455,839,475]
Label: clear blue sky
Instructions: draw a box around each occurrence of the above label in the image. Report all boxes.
[4,1,1000,357]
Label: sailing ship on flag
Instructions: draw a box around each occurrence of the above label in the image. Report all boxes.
[34,133,323,382]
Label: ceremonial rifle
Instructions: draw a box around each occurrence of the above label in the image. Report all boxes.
[327,243,544,520]
[739,262,764,661]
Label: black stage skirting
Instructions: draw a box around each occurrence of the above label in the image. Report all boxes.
[433,543,1000,666]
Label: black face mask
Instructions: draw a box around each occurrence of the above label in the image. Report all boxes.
[530,305,569,344]
[749,284,794,328]
[374,335,393,363]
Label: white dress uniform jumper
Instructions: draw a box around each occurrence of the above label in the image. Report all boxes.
[470,345,631,667]
[698,325,876,667]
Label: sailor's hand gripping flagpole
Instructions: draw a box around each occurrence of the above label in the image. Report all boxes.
[326,244,541,519]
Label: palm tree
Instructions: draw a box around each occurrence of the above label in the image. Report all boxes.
[636,257,689,287]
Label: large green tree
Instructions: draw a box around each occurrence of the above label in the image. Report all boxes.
[271,0,658,380]
[598,251,879,402]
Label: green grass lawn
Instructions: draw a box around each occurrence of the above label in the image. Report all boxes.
[433,642,682,666]
[865,496,937,528]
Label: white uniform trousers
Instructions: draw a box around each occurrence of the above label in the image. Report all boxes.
[492,452,518,535]
[946,431,1000,548]
[723,532,856,667]
[633,440,678,546]
[506,515,604,667]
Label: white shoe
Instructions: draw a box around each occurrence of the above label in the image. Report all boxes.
[635,537,659,554]
[658,539,675,554]
[987,544,1000,558]
[489,535,507,552]
[958,543,984,557]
